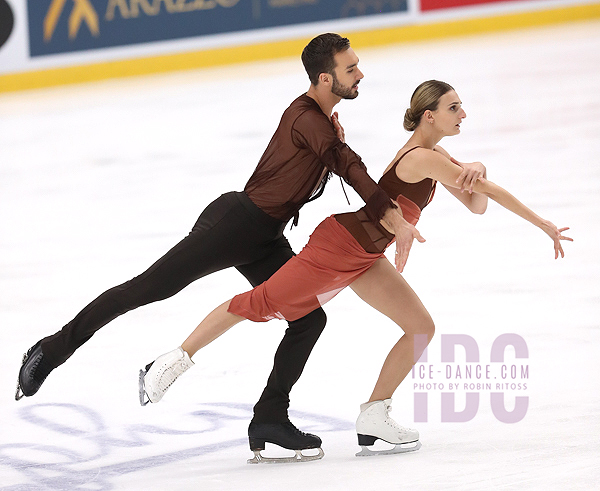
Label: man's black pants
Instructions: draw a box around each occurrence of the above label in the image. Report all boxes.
[40,191,327,423]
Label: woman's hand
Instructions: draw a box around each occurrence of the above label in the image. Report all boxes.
[540,221,573,258]
[451,158,486,193]
[331,112,345,143]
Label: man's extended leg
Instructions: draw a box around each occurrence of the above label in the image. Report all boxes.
[17,192,285,398]
[41,193,256,368]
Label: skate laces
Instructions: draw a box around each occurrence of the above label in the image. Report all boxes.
[284,421,308,437]
[29,351,52,384]
[157,359,190,391]
[384,403,412,433]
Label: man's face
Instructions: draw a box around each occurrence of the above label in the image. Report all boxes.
[330,48,363,99]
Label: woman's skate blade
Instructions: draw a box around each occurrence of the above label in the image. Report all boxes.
[355,439,421,457]
[138,367,151,406]
[247,447,324,464]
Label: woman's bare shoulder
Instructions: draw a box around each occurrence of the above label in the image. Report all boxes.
[394,147,438,182]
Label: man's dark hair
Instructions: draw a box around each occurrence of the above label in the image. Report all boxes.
[301,33,351,86]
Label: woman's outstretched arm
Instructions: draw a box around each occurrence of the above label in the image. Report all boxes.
[405,148,573,258]
[472,179,572,258]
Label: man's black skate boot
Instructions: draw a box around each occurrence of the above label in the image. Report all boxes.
[247,421,324,464]
[15,341,54,400]
[248,421,321,451]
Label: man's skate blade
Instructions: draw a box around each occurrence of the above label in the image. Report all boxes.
[15,382,24,401]
[15,352,27,401]
[138,369,150,406]
[356,440,421,457]
[247,447,324,464]
[15,381,24,401]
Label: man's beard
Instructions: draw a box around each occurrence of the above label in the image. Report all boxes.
[331,72,358,99]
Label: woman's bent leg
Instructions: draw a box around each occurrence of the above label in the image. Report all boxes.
[349,257,435,402]
[181,300,245,357]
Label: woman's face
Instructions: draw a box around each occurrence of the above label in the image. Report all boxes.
[431,90,466,135]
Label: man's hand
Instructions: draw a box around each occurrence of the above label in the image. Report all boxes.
[331,111,345,143]
[451,158,486,194]
[383,207,426,272]
[394,220,426,273]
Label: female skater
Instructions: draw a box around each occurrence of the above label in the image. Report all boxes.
[140,80,571,460]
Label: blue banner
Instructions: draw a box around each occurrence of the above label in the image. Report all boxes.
[27,0,408,57]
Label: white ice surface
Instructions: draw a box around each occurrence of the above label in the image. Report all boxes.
[1,20,599,490]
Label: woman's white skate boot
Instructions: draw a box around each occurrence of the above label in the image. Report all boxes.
[139,347,194,406]
[355,398,421,456]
